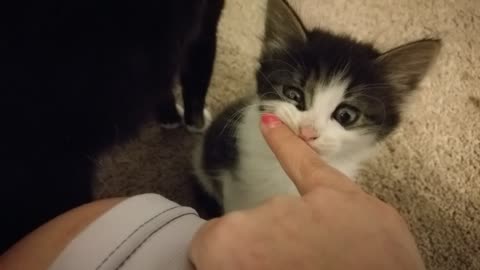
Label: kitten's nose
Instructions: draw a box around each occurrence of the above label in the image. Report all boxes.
[299,126,318,141]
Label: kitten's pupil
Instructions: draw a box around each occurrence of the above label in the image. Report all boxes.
[333,104,360,127]
[282,86,303,104]
[338,110,352,124]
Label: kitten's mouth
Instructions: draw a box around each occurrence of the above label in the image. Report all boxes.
[295,133,321,153]
[296,136,335,156]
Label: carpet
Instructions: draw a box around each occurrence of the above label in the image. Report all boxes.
[94,0,480,269]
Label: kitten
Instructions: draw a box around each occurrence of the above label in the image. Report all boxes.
[0,0,224,252]
[193,0,440,213]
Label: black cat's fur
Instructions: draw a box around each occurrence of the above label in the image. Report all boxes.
[0,0,224,252]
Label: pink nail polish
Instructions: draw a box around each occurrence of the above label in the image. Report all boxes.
[261,114,281,128]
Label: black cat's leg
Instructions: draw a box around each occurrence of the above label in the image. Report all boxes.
[156,86,182,129]
[181,0,224,132]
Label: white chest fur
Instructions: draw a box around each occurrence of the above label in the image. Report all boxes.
[222,106,299,212]
[220,104,370,212]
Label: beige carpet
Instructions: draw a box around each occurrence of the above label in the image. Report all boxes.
[94,0,480,269]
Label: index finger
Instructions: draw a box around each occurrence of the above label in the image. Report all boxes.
[260,114,358,194]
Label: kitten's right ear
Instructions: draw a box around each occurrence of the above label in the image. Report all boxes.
[263,0,307,51]
[376,39,442,92]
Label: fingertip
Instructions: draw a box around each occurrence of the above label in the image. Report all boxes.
[258,113,356,194]
[260,113,282,130]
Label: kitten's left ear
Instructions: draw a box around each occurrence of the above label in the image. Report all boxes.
[263,0,307,51]
[376,39,441,91]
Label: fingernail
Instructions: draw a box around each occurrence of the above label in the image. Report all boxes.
[261,113,282,128]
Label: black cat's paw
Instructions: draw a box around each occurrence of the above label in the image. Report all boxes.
[157,106,182,129]
[176,104,212,133]
[159,121,182,129]
[185,109,212,133]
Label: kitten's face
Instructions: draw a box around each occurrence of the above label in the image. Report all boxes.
[258,0,440,160]
[258,48,391,160]
[260,74,383,159]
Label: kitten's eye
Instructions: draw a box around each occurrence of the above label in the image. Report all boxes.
[282,86,303,104]
[333,104,360,127]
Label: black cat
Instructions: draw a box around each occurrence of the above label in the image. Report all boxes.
[0,0,224,252]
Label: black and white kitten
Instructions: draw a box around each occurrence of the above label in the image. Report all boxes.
[0,0,224,252]
[193,0,440,213]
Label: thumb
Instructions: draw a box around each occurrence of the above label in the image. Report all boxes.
[189,218,221,267]
[259,114,356,194]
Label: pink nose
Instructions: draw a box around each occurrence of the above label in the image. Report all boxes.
[299,126,318,141]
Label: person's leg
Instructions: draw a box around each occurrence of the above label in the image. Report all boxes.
[2,194,205,270]
[2,152,97,253]
[0,198,125,270]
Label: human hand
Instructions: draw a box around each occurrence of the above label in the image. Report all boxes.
[189,114,425,270]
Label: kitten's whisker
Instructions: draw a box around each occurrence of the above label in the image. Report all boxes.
[266,68,298,76]
[219,105,255,135]
[279,47,307,73]
[351,84,392,91]
[348,83,392,94]
[258,70,277,90]
[224,101,277,136]
[265,69,301,83]
[333,58,351,81]
[218,102,268,137]
[257,71,289,103]
[273,87,288,103]
[262,58,303,75]
[351,82,392,89]
[353,94,388,126]
[258,91,280,101]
